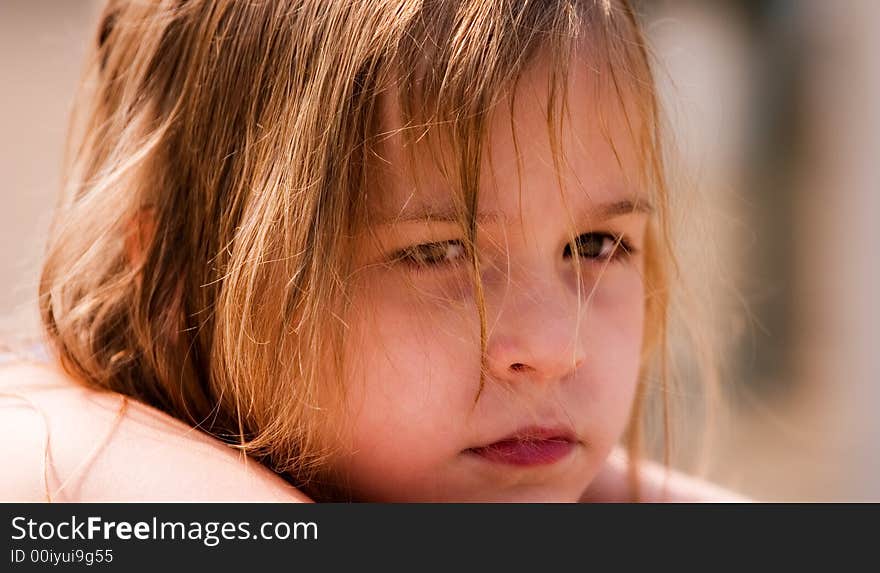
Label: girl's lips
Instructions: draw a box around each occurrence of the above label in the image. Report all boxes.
[466,426,577,467]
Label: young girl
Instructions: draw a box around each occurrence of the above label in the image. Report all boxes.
[1,0,744,502]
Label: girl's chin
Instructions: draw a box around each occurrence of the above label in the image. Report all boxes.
[423,482,590,503]
[437,490,584,503]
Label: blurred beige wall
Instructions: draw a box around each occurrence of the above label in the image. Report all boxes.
[0,0,100,338]
[788,0,880,500]
[647,0,880,501]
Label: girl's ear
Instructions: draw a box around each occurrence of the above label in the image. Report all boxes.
[124,206,157,273]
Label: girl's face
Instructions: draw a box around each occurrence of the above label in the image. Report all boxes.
[333,56,651,501]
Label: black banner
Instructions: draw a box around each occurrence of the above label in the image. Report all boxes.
[1,503,873,570]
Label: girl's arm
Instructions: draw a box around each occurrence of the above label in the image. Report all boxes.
[0,361,311,502]
[581,447,752,503]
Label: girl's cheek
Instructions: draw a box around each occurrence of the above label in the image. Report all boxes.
[349,270,480,379]
[387,268,476,308]
[579,269,645,379]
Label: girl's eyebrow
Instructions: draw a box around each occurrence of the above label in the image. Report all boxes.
[374,196,654,226]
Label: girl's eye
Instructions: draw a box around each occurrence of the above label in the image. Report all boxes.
[564,232,633,262]
[395,240,467,269]
[394,233,633,272]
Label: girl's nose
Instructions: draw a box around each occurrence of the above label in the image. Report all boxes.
[484,274,587,385]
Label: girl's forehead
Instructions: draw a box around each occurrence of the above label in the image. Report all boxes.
[366,51,650,223]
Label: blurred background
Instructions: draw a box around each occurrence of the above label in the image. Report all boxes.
[1,0,878,500]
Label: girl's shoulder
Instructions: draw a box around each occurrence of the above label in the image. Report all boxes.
[0,359,310,502]
[582,447,753,503]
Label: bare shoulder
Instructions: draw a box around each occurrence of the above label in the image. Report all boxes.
[0,360,310,502]
[582,447,753,503]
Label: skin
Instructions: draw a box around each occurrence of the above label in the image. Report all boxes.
[328,53,653,501]
[0,52,746,504]
[0,361,309,502]
[0,358,743,501]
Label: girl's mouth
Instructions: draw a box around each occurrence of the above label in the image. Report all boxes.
[465,426,577,467]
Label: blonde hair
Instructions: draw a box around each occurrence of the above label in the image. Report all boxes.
[39,0,692,500]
